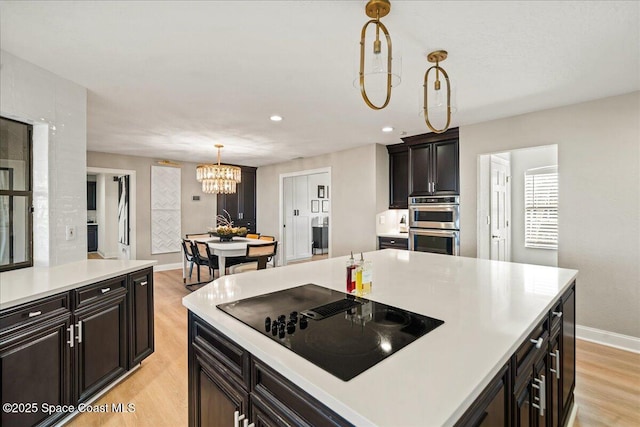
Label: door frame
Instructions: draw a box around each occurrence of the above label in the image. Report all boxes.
[86,167,137,260]
[278,167,331,266]
[489,155,511,261]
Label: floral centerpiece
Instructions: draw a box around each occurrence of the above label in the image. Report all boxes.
[208,210,247,242]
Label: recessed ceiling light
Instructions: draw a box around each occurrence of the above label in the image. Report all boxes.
[382,126,394,132]
[270,115,283,122]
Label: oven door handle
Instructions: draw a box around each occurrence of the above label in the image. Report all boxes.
[410,229,459,238]
[410,205,458,212]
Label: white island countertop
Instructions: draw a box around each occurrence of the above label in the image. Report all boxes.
[0,259,156,310]
[182,250,578,427]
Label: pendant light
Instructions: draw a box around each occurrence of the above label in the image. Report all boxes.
[423,50,453,133]
[196,144,241,194]
[357,0,400,110]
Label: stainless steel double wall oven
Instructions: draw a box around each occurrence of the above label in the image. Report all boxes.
[409,196,460,255]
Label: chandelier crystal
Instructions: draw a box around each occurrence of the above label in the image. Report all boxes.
[196,144,241,194]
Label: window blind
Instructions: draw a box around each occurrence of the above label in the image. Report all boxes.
[525,166,558,249]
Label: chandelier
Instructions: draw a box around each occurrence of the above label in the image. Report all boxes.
[423,50,452,133]
[196,144,241,194]
[357,0,400,110]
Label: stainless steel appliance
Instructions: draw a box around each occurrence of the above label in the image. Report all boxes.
[409,196,460,255]
[217,284,444,381]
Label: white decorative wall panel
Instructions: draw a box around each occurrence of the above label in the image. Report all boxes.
[151,166,181,254]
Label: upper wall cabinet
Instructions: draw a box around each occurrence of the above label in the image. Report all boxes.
[404,128,459,197]
[387,144,409,209]
[87,181,97,210]
[386,128,460,206]
[217,166,257,233]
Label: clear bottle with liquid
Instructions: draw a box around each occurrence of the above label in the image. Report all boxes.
[346,252,356,294]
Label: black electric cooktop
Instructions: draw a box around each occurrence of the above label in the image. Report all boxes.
[217,284,444,381]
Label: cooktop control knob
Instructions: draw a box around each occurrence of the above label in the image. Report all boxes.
[278,314,286,323]
[264,317,271,332]
[271,323,278,336]
[287,321,296,334]
[299,316,308,329]
[278,328,286,339]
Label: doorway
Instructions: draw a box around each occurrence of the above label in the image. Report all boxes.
[477,145,558,267]
[279,168,331,266]
[86,167,137,260]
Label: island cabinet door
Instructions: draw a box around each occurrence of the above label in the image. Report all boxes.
[74,292,128,403]
[127,268,154,368]
[0,314,72,427]
[189,345,249,427]
[454,364,510,427]
[560,285,576,424]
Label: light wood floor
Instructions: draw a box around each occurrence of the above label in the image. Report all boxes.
[87,252,103,259]
[67,269,640,426]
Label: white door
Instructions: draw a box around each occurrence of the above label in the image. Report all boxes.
[490,156,511,261]
[291,176,312,260]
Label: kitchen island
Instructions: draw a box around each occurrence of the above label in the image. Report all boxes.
[183,250,577,426]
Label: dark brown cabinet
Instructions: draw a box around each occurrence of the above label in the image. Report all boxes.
[0,312,72,427]
[87,181,96,210]
[455,364,510,427]
[387,144,409,209]
[217,166,257,233]
[400,128,459,196]
[560,287,575,425]
[378,236,408,250]
[74,290,128,402]
[88,224,98,252]
[128,268,154,368]
[0,268,154,427]
[188,312,352,427]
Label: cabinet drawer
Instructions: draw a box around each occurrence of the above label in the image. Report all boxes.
[0,293,70,333]
[252,358,353,427]
[513,317,549,383]
[378,236,408,250]
[74,275,127,309]
[191,313,250,389]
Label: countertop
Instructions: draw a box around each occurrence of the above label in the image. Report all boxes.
[182,250,578,426]
[0,259,157,310]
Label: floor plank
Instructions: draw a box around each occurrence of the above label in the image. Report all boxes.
[66,268,640,426]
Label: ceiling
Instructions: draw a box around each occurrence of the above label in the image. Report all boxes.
[1,1,638,167]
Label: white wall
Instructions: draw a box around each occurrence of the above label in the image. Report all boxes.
[307,172,330,226]
[510,145,558,266]
[87,151,217,265]
[460,92,640,337]
[257,144,388,258]
[0,50,87,266]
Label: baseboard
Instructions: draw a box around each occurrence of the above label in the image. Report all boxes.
[576,324,640,354]
[154,262,184,272]
[567,402,578,426]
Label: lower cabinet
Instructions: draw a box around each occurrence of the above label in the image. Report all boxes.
[455,364,510,427]
[378,236,408,250]
[0,268,154,427]
[188,312,352,427]
[128,268,154,367]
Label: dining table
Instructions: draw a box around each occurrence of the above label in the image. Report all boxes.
[183,236,275,281]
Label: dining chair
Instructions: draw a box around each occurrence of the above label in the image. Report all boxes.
[259,235,275,241]
[180,239,196,283]
[245,233,260,239]
[229,241,278,274]
[192,241,215,281]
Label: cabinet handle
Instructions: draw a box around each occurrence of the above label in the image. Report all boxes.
[28,311,42,318]
[390,240,395,244]
[101,287,111,294]
[67,324,75,348]
[530,337,543,349]
[549,349,560,379]
[552,311,563,318]
[243,419,249,427]
[432,182,436,192]
[140,281,148,286]
[531,375,546,416]
[76,321,83,343]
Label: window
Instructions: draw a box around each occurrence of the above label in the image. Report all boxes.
[0,117,33,271]
[524,166,558,249]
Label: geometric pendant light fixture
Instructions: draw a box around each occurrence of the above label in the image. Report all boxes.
[358,0,400,110]
[196,144,241,194]
[423,50,453,133]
